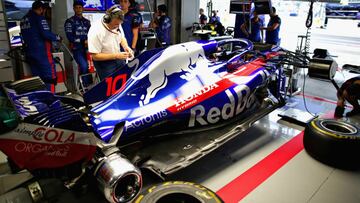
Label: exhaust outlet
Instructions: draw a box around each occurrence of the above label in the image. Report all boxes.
[95,153,142,203]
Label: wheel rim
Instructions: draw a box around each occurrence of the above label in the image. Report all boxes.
[319,120,358,135]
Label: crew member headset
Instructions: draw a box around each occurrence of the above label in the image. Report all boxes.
[103,5,123,24]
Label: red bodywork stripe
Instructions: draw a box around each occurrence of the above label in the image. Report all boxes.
[167,58,267,114]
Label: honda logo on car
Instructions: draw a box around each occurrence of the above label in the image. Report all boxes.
[189,85,255,127]
[174,83,219,111]
[15,127,75,143]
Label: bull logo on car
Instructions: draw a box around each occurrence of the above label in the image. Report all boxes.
[136,42,207,106]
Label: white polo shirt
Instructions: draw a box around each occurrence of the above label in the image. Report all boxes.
[88,18,125,54]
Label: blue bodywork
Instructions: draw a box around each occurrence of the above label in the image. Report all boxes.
[3,39,285,144]
[85,39,283,142]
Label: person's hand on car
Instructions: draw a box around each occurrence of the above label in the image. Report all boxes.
[115,52,130,60]
[124,46,134,58]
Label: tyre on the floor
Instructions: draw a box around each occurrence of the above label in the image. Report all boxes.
[303,118,360,170]
[133,181,223,203]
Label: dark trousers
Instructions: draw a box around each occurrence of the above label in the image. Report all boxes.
[73,49,88,75]
[26,54,56,92]
[93,60,126,81]
[73,49,92,85]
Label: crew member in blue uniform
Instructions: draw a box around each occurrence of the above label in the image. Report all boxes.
[209,10,220,24]
[150,4,171,47]
[261,7,281,45]
[20,1,61,92]
[199,8,208,24]
[119,0,141,53]
[240,11,264,42]
[129,0,144,53]
[64,1,91,85]
[234,14,248,38]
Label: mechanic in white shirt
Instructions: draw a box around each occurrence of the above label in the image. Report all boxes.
[88,5,134,80]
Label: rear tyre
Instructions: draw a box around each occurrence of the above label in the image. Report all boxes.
[133,181,223,203]
[303,118,360,170]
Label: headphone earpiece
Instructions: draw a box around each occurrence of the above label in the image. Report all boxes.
[103,6,122,24]
[103,14,111,23]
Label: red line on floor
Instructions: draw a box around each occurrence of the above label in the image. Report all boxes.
[300,93,353,110]
[299,93,338,105]
[216,132,304,203]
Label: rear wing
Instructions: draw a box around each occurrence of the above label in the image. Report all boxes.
[0,77,50,133]
[2,77,58,120]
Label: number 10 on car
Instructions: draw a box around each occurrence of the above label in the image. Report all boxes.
[105,74,127,97]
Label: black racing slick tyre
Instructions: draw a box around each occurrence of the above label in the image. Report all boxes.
[304,118,360,170]
[133,181,223,203]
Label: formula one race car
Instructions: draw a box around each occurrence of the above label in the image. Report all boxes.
[0,38,290,202]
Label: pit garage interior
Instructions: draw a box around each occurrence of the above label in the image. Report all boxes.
[0,0,359,203]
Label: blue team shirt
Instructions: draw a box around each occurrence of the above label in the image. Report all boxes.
[20,10,60,83]
[20,10,60,55]
[122,10,142,48]
[64,15,91,50]
[209,16,220,23]
[156,15,172,45]
[265,15,281,45]
[234,14,248,38]
[200,14,207,24]
[248,17,264,42]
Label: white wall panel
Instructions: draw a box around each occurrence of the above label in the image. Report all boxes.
[180,0,200,42]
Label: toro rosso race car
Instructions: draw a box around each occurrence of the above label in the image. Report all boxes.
[0,38,289,202]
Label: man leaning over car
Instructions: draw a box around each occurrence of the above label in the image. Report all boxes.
[88,5,134,80]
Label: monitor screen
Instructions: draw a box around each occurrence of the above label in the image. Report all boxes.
[4,0,34,21]
[82,0,106,11]
[229,1,252,14]
[254,0,272,15]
